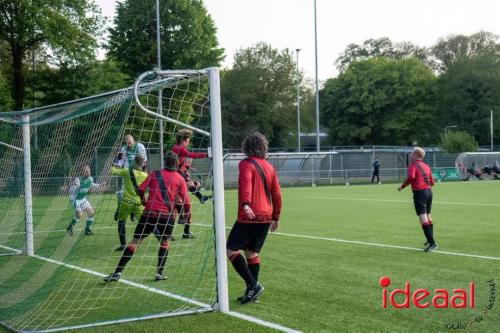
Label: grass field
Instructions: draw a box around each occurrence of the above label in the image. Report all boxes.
[1,181,500,332]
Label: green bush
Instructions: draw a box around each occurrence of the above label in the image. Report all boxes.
[439,130,478,153]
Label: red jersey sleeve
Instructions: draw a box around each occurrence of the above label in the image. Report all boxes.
[271,171,282,221]
[401,164,416,189]
[429,172,435,186]
[238,160,253,207]
[181,146,208,159]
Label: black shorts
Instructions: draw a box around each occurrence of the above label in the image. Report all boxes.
[226,222,270,253]
[133,214,175,240]
[413,189,433,215]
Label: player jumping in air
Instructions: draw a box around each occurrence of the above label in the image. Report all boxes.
[67,165,102,236]
[110,155,148,251]
[171,128,212,238]
[398,147,437,252]
[104,152,190,282]
[226,132,282,304]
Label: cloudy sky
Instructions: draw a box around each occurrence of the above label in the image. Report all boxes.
[96,0,500,81]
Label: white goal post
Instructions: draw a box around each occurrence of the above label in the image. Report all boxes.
[0,67,229,332]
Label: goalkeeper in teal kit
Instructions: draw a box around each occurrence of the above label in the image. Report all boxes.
[67,165,102,236]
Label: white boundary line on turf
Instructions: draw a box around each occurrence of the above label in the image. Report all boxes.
[279,196,500,207]
[228,311,302,333]
[0,244,302,333]
[190,224,500,262]
[272,232,500,261]
[0,244,210,309]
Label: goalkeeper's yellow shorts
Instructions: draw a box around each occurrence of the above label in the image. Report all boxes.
[116,201,144,222]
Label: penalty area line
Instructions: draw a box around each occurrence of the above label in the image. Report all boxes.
[227,311,302,333]
[272,232,500,261]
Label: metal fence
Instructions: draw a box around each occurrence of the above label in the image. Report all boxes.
[60,146,461,191]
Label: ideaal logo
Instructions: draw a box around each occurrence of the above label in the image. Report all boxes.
[379,276,474,309]
[378,276,496,329]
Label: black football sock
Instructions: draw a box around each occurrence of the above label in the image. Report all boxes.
[421,224,433,245]
[429,223,434,242]
[229,253,256,287]
[157,247,169,275]
[247,256,260,282]
[115,245,136,274]
[183,224,191,234]
[117,220,126,246]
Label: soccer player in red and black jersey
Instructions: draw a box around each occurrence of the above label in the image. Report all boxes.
[226,132,282,304]
[104,152,190,282]
[171,128,211,238]
[398,147,437,252]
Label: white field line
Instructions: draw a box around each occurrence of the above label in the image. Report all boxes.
[0,244,210,309]
[225,196,500,207]
[228,311,302,333]
[0,245,302,333]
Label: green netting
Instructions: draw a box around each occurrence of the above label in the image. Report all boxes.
[0,70,218,332]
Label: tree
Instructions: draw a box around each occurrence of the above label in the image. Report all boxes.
[221,43,299,148]
[0,70,12,111]
[34,59,130,106]
[439,131,478,153]
[108,0,223,78]
[437,53,500,146]
[336,37,429,72]
[431,31,500,72]
[0,0,103,110]
[321,57,438,145]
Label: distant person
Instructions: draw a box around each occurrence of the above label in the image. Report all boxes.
[104,152,190,282]
[371,157,381,184]
[226,132,282,304]
[398,147,437,252]
[67,165,102,236]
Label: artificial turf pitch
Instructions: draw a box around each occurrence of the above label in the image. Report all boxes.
[1,181,499,332]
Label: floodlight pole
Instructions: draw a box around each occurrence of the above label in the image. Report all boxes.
[296,48,301,152]
[491,109,494,151]
[314,0,320,152]
[22,115,34,256]
[156,0,164,168]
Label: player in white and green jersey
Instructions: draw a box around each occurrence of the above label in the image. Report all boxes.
[114,135,147,221]
[67,165,101,236]
[111,155,148,251]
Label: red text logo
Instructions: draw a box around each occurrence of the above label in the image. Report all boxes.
[379,276,475,309]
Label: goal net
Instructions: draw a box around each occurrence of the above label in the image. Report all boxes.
[455,152,500,179]
[0,68,228,332]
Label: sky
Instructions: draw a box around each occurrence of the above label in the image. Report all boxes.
[96,0,500,82]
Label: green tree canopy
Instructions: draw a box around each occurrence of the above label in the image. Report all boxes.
[321,57,438,146]
[34,59,130,106]
[336,37,429,72]
[437,53,500,145]
[221,42,303,148]
[439,131,478,153]
[0,0,103,110]
[108,0,224,78]
[431,31,500,72]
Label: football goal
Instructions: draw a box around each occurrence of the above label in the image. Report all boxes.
[0,68,228,332]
